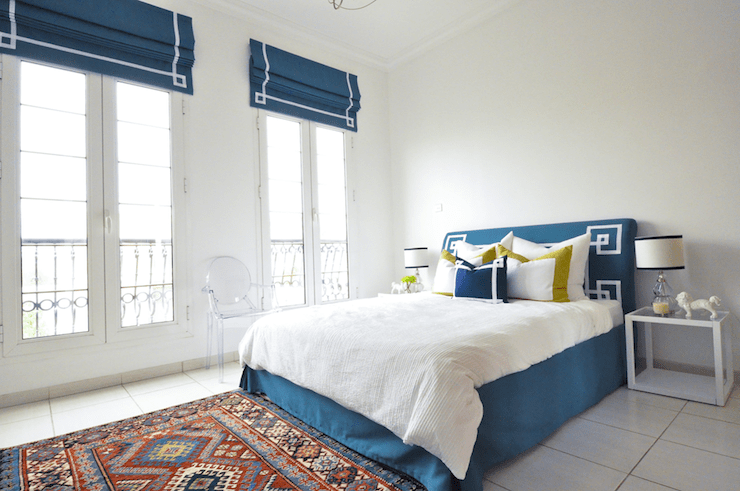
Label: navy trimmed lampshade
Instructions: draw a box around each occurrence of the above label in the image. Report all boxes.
[635,235,685,270]
[404,248,428,269]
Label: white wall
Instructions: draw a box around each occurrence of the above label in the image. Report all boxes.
[0,0,394,397]
[389,0,740,370]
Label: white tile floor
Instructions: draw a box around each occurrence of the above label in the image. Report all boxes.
[0,361,244,449]
[1,368,738,491]
[484,385,740,491]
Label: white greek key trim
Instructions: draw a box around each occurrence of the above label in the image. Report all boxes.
[586,279,622,303]
[0,0,16,49]
[254,43,356,129]
[444,234,468,253]
[587,224,622,255]
[1,2,187,90]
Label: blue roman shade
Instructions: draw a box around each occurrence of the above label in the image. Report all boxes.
[249,39,361,132]
[0,0,195,94]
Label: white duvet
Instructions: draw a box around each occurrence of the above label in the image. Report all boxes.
[238,293,620,480]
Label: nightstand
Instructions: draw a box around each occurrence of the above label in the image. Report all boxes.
[625,307,734,406]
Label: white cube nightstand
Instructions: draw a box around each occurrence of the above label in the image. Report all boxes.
[625,307,734,406]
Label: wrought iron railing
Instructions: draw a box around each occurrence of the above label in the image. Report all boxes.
[270,240,349,304]
[119,240,173,328]
[20,239,173,339]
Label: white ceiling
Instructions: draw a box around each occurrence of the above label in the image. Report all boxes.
[201,0,519,70]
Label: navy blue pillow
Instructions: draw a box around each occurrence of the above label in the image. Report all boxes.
[454,256,508,303]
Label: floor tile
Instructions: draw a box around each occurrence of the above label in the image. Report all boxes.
[123,372,195,396]
[542,416,656,473]
[486,445,626,491]
[617,476,678,491]
[131,382,212,413]
[681,397,740,425]
[187,362,243,394]
[50,385,131,414]
[661,412,740,459]
[185,361,243,383]
[605,387,687,412]
[0,415,55,448]
[632,440,740,491]
[579,398,679,437]
[0,400,50,425]
[52,398,143,436]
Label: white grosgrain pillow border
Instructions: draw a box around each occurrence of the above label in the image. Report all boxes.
[432,232,513,296]
[453,257,508,303]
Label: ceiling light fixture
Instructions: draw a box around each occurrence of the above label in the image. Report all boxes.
[329,0,378,10]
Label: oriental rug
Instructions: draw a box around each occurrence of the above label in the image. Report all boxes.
[0,390,423,491]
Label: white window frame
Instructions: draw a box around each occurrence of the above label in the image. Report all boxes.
[0,55,188,357]
[257,110,354,308]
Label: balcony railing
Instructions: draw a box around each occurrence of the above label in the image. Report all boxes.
[20,239,173,339]
[271,240,349,305]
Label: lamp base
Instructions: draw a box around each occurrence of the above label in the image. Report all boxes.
[651,271,678,316]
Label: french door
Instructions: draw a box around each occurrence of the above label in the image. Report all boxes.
[258,113,351,308]
[1,57,185,356]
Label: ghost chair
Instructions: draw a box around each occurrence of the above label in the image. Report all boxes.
[202,256,279,382]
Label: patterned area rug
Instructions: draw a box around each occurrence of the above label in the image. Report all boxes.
[0,390,424,491]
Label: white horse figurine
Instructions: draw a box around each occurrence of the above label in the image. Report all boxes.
[391,282,404,294]
[676,292,721,319]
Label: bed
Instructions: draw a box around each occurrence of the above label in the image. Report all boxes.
[239,218,637,491]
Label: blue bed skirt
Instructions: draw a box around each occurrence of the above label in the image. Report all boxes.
[241,323,626,491]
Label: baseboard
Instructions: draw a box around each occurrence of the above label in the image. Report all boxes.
[0,351,240,410]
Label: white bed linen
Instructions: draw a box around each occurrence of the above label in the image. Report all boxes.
[238,293,619,480]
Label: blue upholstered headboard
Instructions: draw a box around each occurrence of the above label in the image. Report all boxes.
[442,218,638,314]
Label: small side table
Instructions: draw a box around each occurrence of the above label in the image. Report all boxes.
[625,307,734,406]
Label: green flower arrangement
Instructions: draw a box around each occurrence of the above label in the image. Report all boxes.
[401,275,417,293]
[401,275,417,284]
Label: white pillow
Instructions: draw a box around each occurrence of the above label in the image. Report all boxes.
[507,258,557,302]
[431,250,457,296]
[510,232,591,301]
[452,231,514,266]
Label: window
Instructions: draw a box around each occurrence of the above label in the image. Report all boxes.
[259,113,350,308]
[1,57,185,356]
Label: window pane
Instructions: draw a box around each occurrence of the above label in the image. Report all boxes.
[269,180,303,213]
[316,127,349,302]
[21,153,87,201]
[119,204,172,242]
[117,83,169,128]
[117,82,173,327]
[267,116,305,307]
[20,62,85,114]
[21,199,87,241]
[266,117,300,151]
[19,62,89,339]
[118,122,171,167]
[20,106,86,157]
[267,147,302,182]
[269,212,303,241]
[119,163,171,206]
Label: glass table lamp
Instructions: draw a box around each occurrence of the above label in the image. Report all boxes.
[634,235,685,316]
[404,247,428,292]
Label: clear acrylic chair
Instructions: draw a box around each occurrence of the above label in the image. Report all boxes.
[202,256,279,382]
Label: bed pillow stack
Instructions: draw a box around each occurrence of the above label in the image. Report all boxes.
[432,231,591,303]
[509,232,591,301]
[431,232,513,297]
